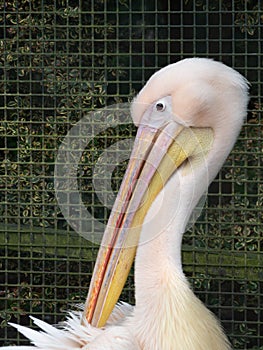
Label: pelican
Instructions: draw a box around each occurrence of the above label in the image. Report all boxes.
[1,58,249,350]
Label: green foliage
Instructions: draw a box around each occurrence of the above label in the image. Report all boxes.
[187,0,263,36]
[0,0,128,230]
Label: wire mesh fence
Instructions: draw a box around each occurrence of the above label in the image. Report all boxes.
[0,0,262,349]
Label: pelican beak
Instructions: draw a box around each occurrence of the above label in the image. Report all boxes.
[82,121,212,328]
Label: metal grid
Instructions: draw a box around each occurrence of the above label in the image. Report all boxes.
[0,0,262,348]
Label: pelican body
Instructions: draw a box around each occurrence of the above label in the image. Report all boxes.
[1,58,249,350]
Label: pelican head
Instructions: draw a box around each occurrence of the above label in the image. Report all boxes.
[83,58,249,328]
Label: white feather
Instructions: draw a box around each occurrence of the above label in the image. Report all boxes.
[0,346,36,350]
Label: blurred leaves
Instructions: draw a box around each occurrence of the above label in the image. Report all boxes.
[0,0,128,231]
[188,0,263,35]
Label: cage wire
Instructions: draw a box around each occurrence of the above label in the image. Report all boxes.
[0,0,262,349]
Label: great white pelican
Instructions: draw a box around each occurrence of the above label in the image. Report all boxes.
[1,58,249,350]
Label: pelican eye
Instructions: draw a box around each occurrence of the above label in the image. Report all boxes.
[155,101,166,112]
